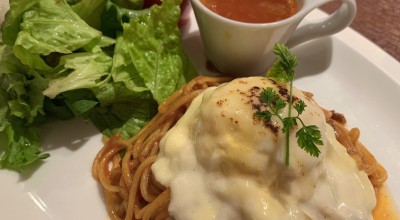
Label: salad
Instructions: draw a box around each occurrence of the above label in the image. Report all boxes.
[0,0,195,172]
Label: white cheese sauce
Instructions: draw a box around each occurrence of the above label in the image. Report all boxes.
[152,77,376,220]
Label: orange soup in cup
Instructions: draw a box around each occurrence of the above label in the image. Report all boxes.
[200,0,298,23]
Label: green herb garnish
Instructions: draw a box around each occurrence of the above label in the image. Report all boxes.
[256,43,323,165]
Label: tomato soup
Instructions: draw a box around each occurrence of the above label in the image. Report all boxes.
[200,0,298,23]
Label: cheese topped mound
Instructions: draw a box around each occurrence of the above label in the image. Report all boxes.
[152,77,376,220]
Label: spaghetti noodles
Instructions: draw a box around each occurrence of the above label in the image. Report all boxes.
[93,76,387,220]
[92,76,232,220]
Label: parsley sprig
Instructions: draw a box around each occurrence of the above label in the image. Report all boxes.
[256,43,323,166]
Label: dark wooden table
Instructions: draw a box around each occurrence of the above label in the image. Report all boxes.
[321,0,400,61]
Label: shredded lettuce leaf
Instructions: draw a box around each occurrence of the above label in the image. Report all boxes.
[0,44,50,171]
[71,0,107,29]
[43,52,113,98]
[3,0,104,70]
[121,0,194,103]
[0,0,196,172]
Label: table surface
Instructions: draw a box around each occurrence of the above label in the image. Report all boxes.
[321,0,400,61]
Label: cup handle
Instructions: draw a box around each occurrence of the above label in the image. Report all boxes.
[286,0,357,47]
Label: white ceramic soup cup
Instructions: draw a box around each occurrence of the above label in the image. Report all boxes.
[190,0,357,76]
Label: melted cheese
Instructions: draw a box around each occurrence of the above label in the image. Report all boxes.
[152,77,376,220]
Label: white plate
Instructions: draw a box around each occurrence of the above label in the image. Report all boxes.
[1,5,399,219]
